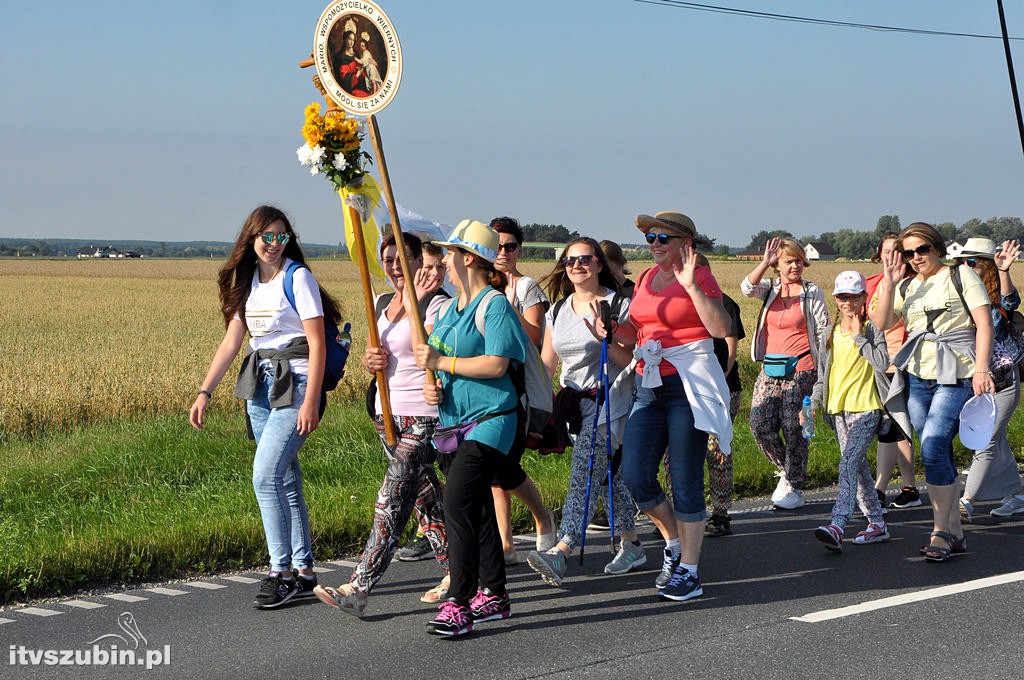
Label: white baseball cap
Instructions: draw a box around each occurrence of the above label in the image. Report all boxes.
[959,393,997,449]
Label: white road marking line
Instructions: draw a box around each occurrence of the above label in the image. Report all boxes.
[0,618,16,625]
[709,568,829,587]
[221,575,262,585]
[792,570,1024,622]
[145,587,189,596]
[17,607,63,617]
[312,565,335,573]
[63,600,106,609]
[182,581,227,590]
[104,593,147,603]
[326,560,359,569]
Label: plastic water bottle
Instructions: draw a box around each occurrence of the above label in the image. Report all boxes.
[801,395,815,439]
[337,322,352,351]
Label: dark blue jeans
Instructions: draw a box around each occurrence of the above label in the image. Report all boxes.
[906,374,972,486]
[621,373,709,522]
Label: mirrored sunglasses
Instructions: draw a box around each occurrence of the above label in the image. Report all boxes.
[645,232,683,245]
[260,232,291,245]
[563,254,595,268]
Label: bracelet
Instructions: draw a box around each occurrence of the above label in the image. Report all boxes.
[450,356,457,375]
[975,370,992,375]
[998,267,1010,272]
[197,389,212,398]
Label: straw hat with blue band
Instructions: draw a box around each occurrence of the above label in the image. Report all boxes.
[434,219,500,263]
[635,211,698,240]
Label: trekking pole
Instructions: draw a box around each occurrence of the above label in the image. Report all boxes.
[578,351,603,566]
[602,337,616,554]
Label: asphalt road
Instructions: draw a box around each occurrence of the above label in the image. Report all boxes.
[3,485,1023,680]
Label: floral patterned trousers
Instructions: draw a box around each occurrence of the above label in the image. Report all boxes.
[748,369,817,488]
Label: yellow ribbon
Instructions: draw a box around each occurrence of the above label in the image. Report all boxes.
[338,174,385,279]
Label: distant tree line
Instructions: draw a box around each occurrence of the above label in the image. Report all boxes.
[0,238,347,259]
[742,215,1023,260]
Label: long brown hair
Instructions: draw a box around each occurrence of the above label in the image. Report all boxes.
[217,205,341,326]
[958,257,1000,306]
[540,237,620,303]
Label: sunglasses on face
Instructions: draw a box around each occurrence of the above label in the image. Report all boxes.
[901,243,933,259]
[563,254,595,268]
[497,242,519,253]
[965,257,988,268]
[645,233,683,245]
[259,232,291,245]
[835,294,863,303]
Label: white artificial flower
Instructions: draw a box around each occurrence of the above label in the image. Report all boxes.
[309,165,320,175]
[332,154,348,171]
[296,143,317,166]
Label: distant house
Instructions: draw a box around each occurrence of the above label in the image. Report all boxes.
[76,245,121,258]
[804,242,837,261]
[946,240,965,259]
[733,248,763,261]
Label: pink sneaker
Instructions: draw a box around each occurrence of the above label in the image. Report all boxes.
[469,588,511,623]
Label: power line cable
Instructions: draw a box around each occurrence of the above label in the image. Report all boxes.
[634,0,1024,40]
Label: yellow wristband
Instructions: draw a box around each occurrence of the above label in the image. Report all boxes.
[450,356,457,375]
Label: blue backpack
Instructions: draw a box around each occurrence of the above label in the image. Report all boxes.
[283,261,349,392]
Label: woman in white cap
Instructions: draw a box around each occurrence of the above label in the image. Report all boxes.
[413,219,530,636]
[954,238,1023,520]
[871,223,994,562]
[804,271,903,552]
[605,211,731,602]
[741,237,830,510]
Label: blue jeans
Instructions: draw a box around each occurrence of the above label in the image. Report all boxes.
[906,374,972,486]
[622,372,709,522]
[247,368,313,572]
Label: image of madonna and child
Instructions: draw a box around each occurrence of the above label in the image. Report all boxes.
[189,205,342,608]
[314,233,451,616]
[412,219,535,636]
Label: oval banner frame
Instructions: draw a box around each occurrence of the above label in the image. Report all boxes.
[313,1,402,115]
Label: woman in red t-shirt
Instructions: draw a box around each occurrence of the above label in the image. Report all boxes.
[606,211,730,604]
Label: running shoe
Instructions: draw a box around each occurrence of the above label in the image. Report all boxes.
[654,547,681,589]
[889,486,922,508]
[603,540,647,575]
[427,600,474,637]
[658,566,703,602]
[396,534,435,562]
[527,549,566,587]
[253,575,298,610]
[469,588,511,623]
[991,494,1024,517]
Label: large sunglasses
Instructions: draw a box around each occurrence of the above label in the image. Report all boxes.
[645,233,683,245]
[901,243,933,259]
[563,254,595,268]
[497,242,519,253]
[260,232,291,246]
[965,257,988,268]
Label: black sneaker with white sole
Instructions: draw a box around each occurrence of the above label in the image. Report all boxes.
[293,571,319,598]
[253,575,298,609]
[889,486,922,508]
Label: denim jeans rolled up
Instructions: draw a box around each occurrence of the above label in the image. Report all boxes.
[906,374,972,487]
[622,372,709,523]
[247,368,313,572]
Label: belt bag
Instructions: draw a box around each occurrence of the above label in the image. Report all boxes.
[432,407,516,454]
[763,351,810,379]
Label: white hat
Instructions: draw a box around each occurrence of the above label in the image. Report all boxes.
[959,237,997,259]
[833,270,866,296]
[959,393,997,449]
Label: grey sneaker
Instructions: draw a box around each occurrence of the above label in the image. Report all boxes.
[396,534,435,562]
[603,540,648,575]
[991,495,1024,517]
[654,547,681,589]
[527,549,567,587]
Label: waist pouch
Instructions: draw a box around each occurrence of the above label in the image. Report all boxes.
[433,407,516,454]
[763,351,810,379]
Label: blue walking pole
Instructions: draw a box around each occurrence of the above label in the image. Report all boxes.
[578,346,603,566]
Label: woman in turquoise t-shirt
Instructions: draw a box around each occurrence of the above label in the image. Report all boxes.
[414,219,527,638]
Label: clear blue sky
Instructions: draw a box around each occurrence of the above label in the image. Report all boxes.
[1,1,1022,247]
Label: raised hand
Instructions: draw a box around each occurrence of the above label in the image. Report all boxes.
[762,237,781,268]
[674,240,698,289]
[882,246,905,285]
[995,240,1020,272]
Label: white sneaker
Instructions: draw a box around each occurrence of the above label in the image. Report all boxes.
[991,495,1024,517]
[773,487,805,510]
[770,474,790,503]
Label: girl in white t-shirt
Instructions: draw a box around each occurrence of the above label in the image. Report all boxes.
[189,205,342,608]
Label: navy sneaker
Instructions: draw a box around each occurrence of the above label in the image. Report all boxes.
[654,547,681,589]
[253,575,298,609]
[293,571,318,598]
[658,566,703,602]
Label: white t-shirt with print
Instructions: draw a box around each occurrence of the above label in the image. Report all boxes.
[242,258,324,375]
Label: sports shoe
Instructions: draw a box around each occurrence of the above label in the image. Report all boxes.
[959,498,974,523]
[770,473,790,503]
[875,488,887,508]
[292,571,318,598]
[427,600,474,637]
[814,524,843,553]
[526,549,566,587]
[991,494,1024,517]
[313,582,368,617]
[397,534,435,562]
[603,540,648,575]
[469,588,511,623]
[654,547,681,589]
[704,513,732,537]
[853,522,890,544]
[889,486,922,508]
[773,487,805,510]
[658,566,703,602]
[253,574,298,609]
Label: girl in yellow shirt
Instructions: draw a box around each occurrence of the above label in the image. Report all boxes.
[803,271,894,552]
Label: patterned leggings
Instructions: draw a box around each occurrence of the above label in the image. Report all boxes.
[349,415,448,592]
[557,421,637,551]
[831,410,884,529]
[749,369,817,488]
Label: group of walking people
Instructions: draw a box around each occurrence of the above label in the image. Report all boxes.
[190,205,1023,638]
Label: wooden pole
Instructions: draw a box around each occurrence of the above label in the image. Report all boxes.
[366,114,433,384]
[344,200,397,446]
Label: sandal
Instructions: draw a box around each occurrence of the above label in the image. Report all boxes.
[918,531,967,555]
[420,575,451,604]
[922,530,957,562]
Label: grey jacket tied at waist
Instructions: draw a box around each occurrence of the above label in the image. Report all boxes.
[234,336,311,408]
